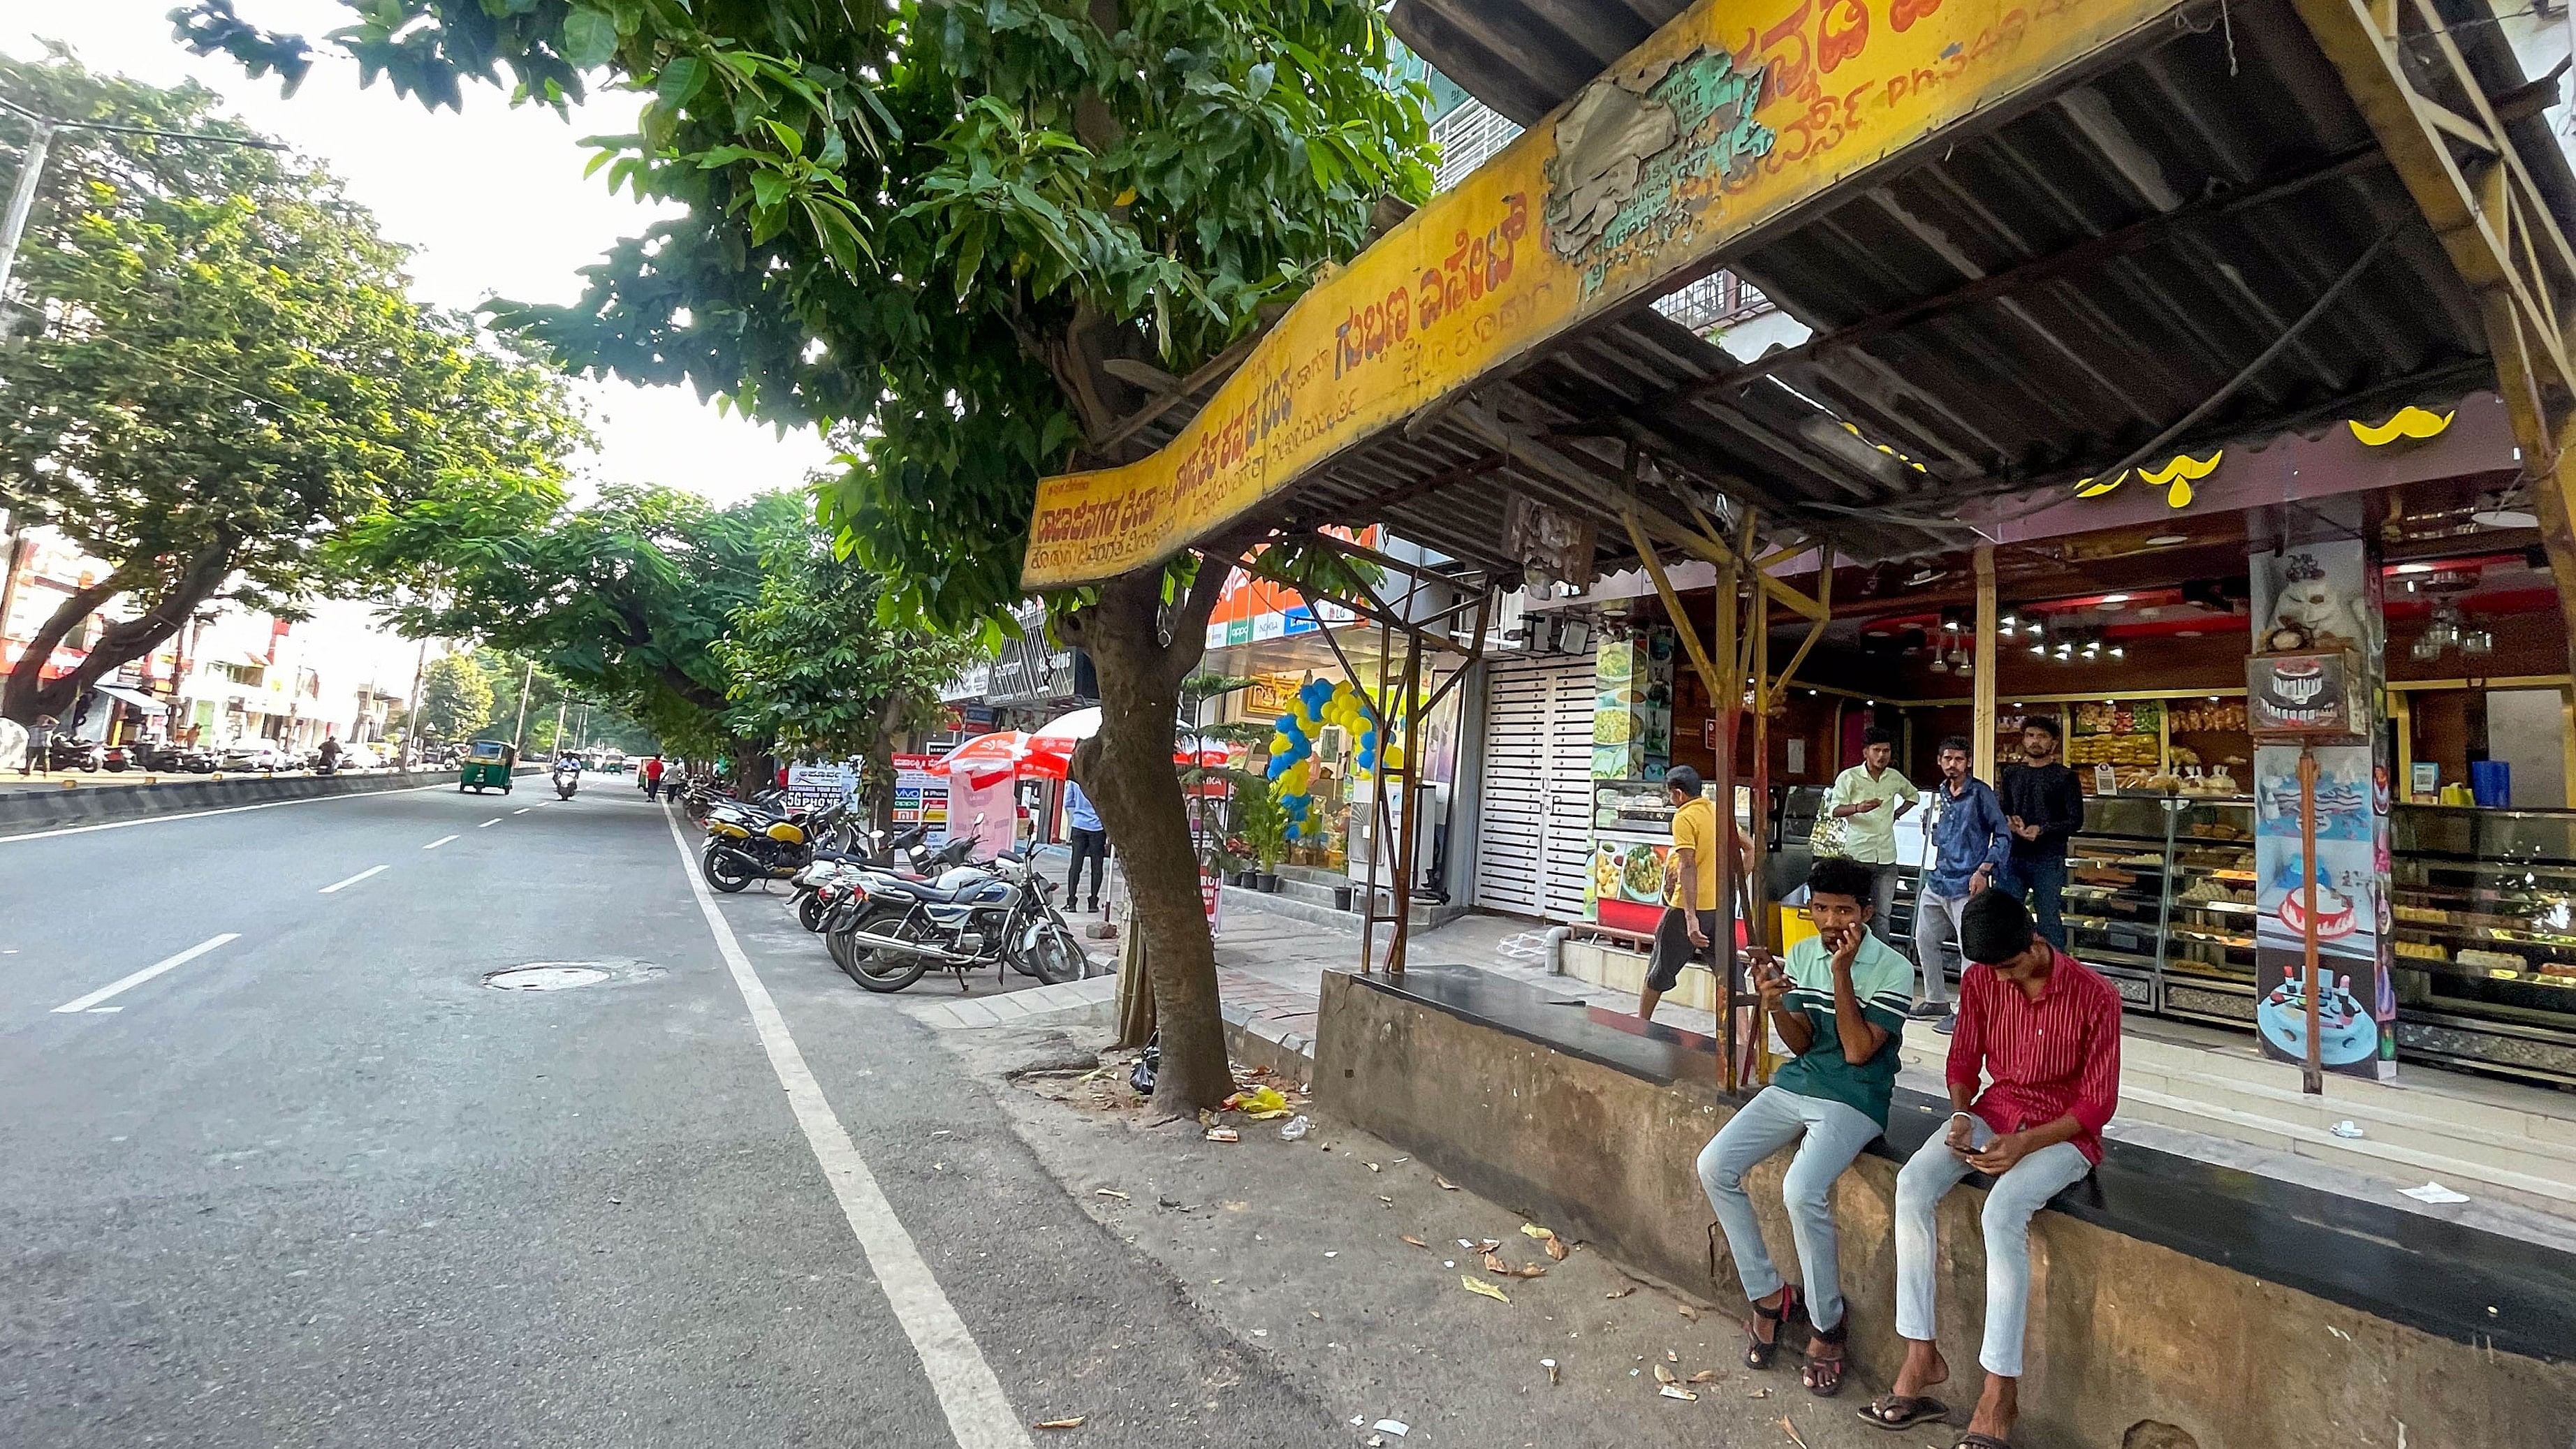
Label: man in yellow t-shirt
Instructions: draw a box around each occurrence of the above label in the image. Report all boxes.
[1643,767,1725,1023]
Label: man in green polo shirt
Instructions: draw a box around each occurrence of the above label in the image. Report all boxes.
[1695,855,1912,1399]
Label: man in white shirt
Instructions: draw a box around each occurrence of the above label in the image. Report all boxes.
[1820,727,1919,931]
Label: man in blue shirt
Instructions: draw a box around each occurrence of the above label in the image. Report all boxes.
[1062,777,1108,912]
[1914,735,2012,1034]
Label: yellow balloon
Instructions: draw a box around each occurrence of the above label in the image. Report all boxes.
[1384,744,1406,770]
[1268,733,1292,754]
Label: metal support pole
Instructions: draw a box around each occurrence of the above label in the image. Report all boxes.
[1712,531,1745,1094]
[1388,623,1424,976]
[2298,745,2325,1094]
[1973,545,1999,782]
[510,659,535,753]
[0,119,54,318]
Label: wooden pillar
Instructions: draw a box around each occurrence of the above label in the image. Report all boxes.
[1973,545,1999,781]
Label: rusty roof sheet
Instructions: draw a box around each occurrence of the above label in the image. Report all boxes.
[1205,0,2570,581]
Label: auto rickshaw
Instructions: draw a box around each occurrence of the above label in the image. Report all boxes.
[460,739,516,794]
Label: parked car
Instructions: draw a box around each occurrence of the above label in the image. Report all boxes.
[217,742,293,772]
[340,743,385,770]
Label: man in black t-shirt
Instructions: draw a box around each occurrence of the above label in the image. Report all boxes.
[1995,716,2084,950]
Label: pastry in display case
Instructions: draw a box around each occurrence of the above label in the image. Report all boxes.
[2159,798,2262,1023]
[2061,795,2169,1004]
[2386,805,2576,1083]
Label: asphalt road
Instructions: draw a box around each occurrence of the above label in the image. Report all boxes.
[0,779,1343,1447]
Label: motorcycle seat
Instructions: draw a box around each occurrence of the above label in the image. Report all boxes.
[866,875,974,903]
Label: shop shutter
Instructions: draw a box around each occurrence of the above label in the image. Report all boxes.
[1476,652,1597,921]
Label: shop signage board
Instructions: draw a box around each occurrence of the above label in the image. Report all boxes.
[782,763,856,810]
[2246,545,2394,1078]
[888,753,953,844]
[1201,527,1375,649]
[1019,0,2190,589]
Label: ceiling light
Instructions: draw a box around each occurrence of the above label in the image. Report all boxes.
[2392,562,2434,575]
[2109,645,2125,659]
[2144,533,2188,546]
[2462,629,2494,656]
[1959,656,1973,677]
[2055,642,2074,660]
[2473,507,2540,529]
[2031,643,2049,656]
[2098,593,2131,605]
[2176,629,2202,638]
[1930,656,1950,673]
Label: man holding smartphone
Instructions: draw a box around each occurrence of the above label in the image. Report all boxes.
[1863,889,2121,1444]
[1695,856,1914,1398]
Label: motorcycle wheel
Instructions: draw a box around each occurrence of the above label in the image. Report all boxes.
[796,893,828,933]
[1020,924,1087,986]
[701,846,755,895]
[837,913,930,993]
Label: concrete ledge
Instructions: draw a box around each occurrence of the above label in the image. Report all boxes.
[0,768,488,834]
[1313,966,2576,1449]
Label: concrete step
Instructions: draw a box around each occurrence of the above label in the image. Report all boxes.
[2128,1062,2576,1179]
[2116,1089,2576,1218]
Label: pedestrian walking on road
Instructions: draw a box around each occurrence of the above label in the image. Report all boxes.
[24,713,56,777]
[1062,777,1108,913]
[1914,735,2012,1034]
[642,755,666,800]
[1697,855,1912,1399]
[1865,888,2121,1446]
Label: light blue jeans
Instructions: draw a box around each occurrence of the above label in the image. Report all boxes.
[1893,1116,2091,1378]
[1696,1084,1882,1332]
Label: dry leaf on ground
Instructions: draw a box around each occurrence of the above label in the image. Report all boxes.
[1677,1303,1700,1322]
[1512,1264,1548,1278]
[1480,1251,1511,1275]
[1034,1417,1086,1430]
[1688,1369,1719,1383]
[1433,1175,1461,1191]
[1544,1237,1569,1261]
[1779,1415,1809,1448]
[1521,1223,1556,1241]
[1400,1234,1428,1249]
[1460,1275,1511,1304]
[1093,1189,1129,1201]
[1653,1363,1677,1385]
[1606,1286,1637,1300]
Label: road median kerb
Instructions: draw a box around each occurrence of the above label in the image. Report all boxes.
[0,766,532,834]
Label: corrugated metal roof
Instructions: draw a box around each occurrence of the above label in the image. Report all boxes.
[1113,0,2573,584]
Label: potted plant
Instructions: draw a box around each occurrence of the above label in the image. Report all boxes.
[1233,775,1290,892]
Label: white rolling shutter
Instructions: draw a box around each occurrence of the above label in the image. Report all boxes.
[1476,652,1598,921]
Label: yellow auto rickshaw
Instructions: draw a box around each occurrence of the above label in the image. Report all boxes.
[460,739,516,794]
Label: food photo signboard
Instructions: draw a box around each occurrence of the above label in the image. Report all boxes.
[2246,543,2394,1077]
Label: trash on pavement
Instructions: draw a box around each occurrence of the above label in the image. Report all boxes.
[1372,1418,1410,1436]
[1779,1414,1810,1447]
[1541,1357,1559,1386]
[1034,1416,1085,1430]
[1659,1385,1698,1402]
[1461,1275,1511,1304]
[1204,1126,1241,1143]
[2401,1181,2471,1204]
[1433,1174,1461,1191]
[1224,1084,1290,1118]
[1129,1038,1159,1094]
[2330,1119,2366,1139]
[1093,1188,1129,1201]
[1278,1115,1312,1140]
[1364,1160,1380,1172]
[1666,1350,1679,1362]
[1606,1285,1637,1300]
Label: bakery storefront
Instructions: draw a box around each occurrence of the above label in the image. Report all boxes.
[1531,395,2576,1086]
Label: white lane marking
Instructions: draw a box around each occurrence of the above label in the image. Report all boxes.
[661,805,1030,1449]
[424,834,458,850]
[513,807,530,815]
[477,817,502,828]
[0,780,475,845]
[85,1006,122,1014]
[319,865,389,895]
[53,933,240,1013]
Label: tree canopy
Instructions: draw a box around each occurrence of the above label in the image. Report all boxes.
[414,652,495,742]
[0,49,585,723]
[332,478,801,757]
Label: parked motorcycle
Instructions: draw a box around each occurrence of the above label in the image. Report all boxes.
[824,846,1089,994]
[786,824,928,932]
[698,797,849,893]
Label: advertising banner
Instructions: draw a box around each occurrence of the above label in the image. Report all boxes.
[2248,540,2395,1076]
[889,753,953,845]
[1022,0,2189,588]
[782,763,856,811]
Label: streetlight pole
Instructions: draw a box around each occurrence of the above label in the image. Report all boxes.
[509,659,535,755]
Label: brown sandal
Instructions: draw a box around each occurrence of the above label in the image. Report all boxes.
[1743,1284,1798,1369]
[1956,1434,2012,1448]
[1801,1311,1849,1397]
[1859,1394,1949,1429]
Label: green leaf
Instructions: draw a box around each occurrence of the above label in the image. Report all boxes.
[657,55,706,109]
[557,7,617,68]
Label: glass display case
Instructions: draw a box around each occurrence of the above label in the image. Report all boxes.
[2387,806,2576,1084]
[2156,799,2262,1027]
[2061,795,2172,1008]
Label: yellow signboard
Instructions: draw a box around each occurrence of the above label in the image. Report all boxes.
[1022,0,2183,588]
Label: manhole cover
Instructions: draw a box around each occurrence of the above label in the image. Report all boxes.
[485,965,613,992]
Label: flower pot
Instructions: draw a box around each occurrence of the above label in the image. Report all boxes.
[1231,870,1257,888]
[1257,872,1282,892]
[1333,886,1354,911]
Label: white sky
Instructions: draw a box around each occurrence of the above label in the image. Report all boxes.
[9,1,842,506]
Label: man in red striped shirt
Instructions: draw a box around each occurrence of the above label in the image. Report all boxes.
[1860,889,2121,1446]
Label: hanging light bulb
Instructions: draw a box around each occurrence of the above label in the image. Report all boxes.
[2055,642,2074,661]
[1930,652,1950,673]
[1959,654,1974,677]
[2462,629,2494,656]
[2410,634,2443,663]
[2109,645,2126,659]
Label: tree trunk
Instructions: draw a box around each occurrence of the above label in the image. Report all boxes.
[1,547,226,725]
[1064,558,1236,1113]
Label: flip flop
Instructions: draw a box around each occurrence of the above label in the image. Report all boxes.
[1956,1434,2012,1449]
[1858,1394,1950,1430]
